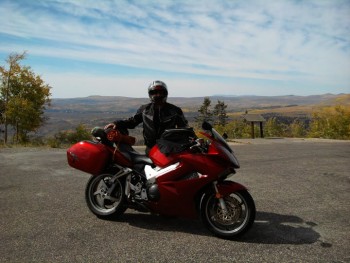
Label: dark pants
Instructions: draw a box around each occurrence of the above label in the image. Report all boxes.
[145,146,151,157]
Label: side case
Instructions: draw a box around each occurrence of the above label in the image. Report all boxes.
[67,141,110,175]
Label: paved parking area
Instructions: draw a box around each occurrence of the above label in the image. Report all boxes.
[0,139,349,262]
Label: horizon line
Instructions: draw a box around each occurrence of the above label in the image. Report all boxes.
[51,92,348,100]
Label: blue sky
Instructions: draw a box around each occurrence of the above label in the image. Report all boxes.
[0,0,349,98]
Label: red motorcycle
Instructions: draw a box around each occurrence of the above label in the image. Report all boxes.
[67,122,255,239]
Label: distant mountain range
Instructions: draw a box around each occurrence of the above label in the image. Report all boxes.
[38,93,349,136]
[49,93,349,111]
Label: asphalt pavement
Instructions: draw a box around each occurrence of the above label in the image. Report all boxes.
[0,138,349,262]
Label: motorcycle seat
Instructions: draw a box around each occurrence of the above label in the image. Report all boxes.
[118,143,153,165]
[128,150,153,165]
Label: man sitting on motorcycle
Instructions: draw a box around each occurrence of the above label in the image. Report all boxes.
[105,80,188,155]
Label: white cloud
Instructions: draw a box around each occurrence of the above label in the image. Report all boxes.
[0,0,349,97]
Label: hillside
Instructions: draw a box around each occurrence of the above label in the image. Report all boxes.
[38,93,349,136]
[49,93,347,111]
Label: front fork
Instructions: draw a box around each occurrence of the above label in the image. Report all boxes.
[213,181,228,214]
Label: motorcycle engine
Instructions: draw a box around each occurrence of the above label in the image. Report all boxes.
[147,184,160,201]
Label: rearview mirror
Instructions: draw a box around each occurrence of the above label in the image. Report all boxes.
[202,121,213,131]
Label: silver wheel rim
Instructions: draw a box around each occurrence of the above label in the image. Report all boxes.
[89,176,123,214]
[205,192,250,234]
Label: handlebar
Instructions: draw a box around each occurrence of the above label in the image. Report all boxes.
[91,127,136,146]
[189,138,208,153]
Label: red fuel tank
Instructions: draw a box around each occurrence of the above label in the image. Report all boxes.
[149,145,178,167]
[67,141,111,175]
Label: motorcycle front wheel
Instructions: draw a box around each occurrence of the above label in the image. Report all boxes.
[200,190,255,239]
[85,174,127,219]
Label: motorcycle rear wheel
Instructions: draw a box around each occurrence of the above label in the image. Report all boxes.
[201,190,255,239]
[85,174,127,219]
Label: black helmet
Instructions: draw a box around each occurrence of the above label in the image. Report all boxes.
[148,80,168,104]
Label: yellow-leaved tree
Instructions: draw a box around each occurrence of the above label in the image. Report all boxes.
[308,105,350,139]
[0,52,51,143]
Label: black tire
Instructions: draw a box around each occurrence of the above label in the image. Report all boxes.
[200,190,255,239]
[85,174,127,219]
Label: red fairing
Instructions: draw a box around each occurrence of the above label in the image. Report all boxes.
[67,141,111,175]
[146,146,238,218]
[148,174,213,218]
[149,145,179,167]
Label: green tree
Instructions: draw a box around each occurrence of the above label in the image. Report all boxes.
[0,52,26,143]
[196,97,213,127]
[224,119,251,139]
[213,100,228,127]
[264,117,285,137]
[67,124,91,143]
[48,124,91,148]
[290,119,306,138]
[0,52,51,143]
[0,99,4,124]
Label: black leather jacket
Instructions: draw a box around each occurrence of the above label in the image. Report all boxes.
[114,102,188,148]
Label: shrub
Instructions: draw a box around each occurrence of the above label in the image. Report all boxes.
[308,105,350,139]
[48,124,91,148]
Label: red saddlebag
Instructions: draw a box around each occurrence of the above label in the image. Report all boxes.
[67,141,110,175]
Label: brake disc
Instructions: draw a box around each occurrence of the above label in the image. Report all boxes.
[214,196,242,225]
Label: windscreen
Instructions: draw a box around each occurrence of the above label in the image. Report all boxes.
[211,128,233,153]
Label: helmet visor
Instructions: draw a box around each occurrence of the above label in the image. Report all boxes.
[149,87,167,96]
